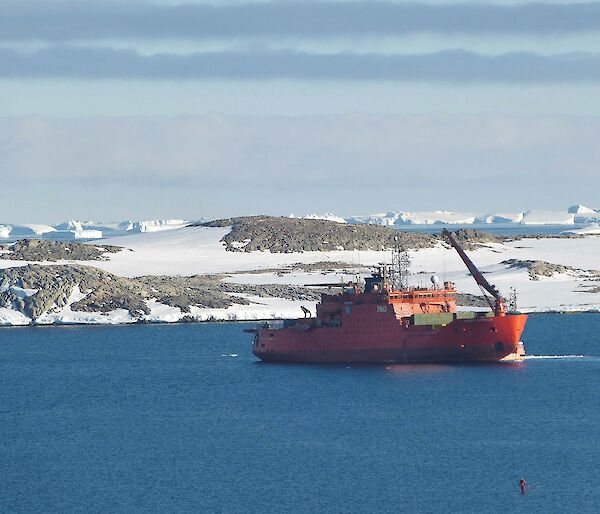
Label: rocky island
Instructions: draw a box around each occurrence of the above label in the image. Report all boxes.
[0,216,599,325]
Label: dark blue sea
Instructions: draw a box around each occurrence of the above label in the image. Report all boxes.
[2,314,599,513]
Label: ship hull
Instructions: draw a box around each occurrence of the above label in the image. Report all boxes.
[253,314,528,364]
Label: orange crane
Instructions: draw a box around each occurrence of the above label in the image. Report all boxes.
[442,229,507,316]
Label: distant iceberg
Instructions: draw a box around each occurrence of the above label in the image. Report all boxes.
[347,210,478,226]
[346,205,598,227]
[0,219,194,240]
[8,224,57,236]
[2,206,599,243]
[78,219,190,234]
[520,210,575,225]
[289,213,347,224]
[567,204,597,214]
[475,212,525,224]
[567,205,600,224]
[0,224,58,238]
[134,220,190,232]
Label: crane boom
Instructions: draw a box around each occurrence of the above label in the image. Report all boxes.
[442,229,506,315]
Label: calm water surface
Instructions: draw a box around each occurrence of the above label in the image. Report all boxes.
[395,224,588,236]
[2,314,599,513]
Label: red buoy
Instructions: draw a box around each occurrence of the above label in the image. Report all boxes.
[520,478,526,494]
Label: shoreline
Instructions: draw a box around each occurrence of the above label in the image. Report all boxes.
[1,309,598,329]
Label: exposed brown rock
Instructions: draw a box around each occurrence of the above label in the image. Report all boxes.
[0,264,322,321]
[0,239,123,262]
[197,216,436,253]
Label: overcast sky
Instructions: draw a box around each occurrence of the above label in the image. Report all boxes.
[1,0,599,222]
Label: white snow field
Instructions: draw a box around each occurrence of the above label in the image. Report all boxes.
[98,226,600,316]
[0,224,599,324]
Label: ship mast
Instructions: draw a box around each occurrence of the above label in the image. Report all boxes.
[389,237,411,292]
[441,229,506,316]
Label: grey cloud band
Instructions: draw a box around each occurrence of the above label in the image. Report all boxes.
[1,47,600,82]
[2,1,600,41]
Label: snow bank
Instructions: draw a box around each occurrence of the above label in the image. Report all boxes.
[190,296,315,322]
[145,299,184,323]
[564,223,600,235]
[0,307,31,326]
[36,308,134,325]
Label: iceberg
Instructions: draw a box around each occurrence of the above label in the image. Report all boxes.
[520,210,575,225]
[475,212,525,224]
[0,219,194,241]
[290,213,347,224]
[8,224,57,236]
[135,220,189,233]
[78,219,191,234]
[349,211,479,226]
[567,204,597,214]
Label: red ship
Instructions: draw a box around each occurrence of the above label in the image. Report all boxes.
[250,229,527,364]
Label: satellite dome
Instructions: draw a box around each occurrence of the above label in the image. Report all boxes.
[431,275,440,284]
